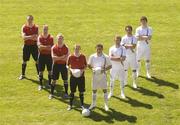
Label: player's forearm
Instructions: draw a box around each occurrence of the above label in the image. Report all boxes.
[105,65,112,71]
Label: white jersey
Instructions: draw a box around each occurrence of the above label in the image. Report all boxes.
[88,53,111,90]
[135,26,153,46]
[121,35,137,56]
[109,45,126,69]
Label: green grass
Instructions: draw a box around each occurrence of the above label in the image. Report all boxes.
[0,0,180,125]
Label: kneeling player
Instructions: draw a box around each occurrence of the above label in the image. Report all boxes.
[67,45,87,110]
[121,25,138,88]
[37,25,54,90]
[49,33,69,99]
[108,35,126,99]
[88,44,112,111]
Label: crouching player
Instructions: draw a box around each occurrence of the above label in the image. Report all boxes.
[67,44,87,111]
[37,25,54,90]
[108,35,126,99]
[88,44,112,111]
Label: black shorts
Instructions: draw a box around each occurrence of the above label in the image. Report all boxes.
[23,44,38,62]
[52,64,68,81]
[70,75,85,93]
[38,54,52,72]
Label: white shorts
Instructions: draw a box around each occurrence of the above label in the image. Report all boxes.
[110,67,125,82]
[136,44,151,61]
[92,73,107,90]
[124,53,137,70]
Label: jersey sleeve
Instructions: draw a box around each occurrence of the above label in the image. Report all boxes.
[67,56,71,66]
[148,27,153,36]
[135,28,140,37]
[105,56,112,67]
[83,55,87,66]
[133,36,137,44]
[121,37,126,45]
[109,47,112,56]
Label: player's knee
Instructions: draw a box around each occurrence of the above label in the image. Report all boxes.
[93,90,97,93]
[103,89,107,93]
[63,80,68,84]
[51,80,56,85]
[132,70,136,72]
[39,72,43,75]
[22,61,27,64]
[146,60,150,63]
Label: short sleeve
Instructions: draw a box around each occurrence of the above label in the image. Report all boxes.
[135,28,140,37]
[148,27,153,36]
[121,37,126,46]
[133,36,137,44]
[109,47,112,56]
[105,56,112,67]
[83,55,87,66]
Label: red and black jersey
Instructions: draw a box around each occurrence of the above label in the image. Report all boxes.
[68,54,87,69]
[22,24,38,45]
[38,34,54,55]
[52,44,69,64]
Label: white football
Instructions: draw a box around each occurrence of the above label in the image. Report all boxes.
[82,108,90,117]
[70,69,81,78]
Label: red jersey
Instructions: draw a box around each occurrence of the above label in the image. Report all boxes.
[38,34,54,55]
[68,54,87,69]
[22,24,38,45]
[52,44,69,64]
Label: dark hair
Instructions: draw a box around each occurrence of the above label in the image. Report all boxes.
[96,43,103,49]
[114,35,121,41]
[27,15,33,19]
[125,25,133,31]
[140,16,148,22]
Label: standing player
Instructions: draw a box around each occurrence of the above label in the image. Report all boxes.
[108,35,126,99]
[49,33,69,99]
[88,44,112,111]
[67,44,87,111]
[37,25,54,90]
[19,15,39,80]
[121,25,138,88]
[136,16,153,78]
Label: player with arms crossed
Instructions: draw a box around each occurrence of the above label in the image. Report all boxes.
[37,25,54,90]
[121,25,138,88]
[88,44,112,111]
[136,16,153,78]
[67,44,87,111]
[49,33,69,99]
[108,35,126,99]
[19,15,39,80]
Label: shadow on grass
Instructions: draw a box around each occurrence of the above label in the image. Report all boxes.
[112,96,153,109]
[24,77,68,104]
[140,76,179,89]
[128,85,164,99]
[74,106,137,123]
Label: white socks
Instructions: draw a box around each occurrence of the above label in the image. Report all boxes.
[137,61,141,77]
[104,92,108,105]
[124,70,128,85]
[109,80,114,95]
[92,93,97,106]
